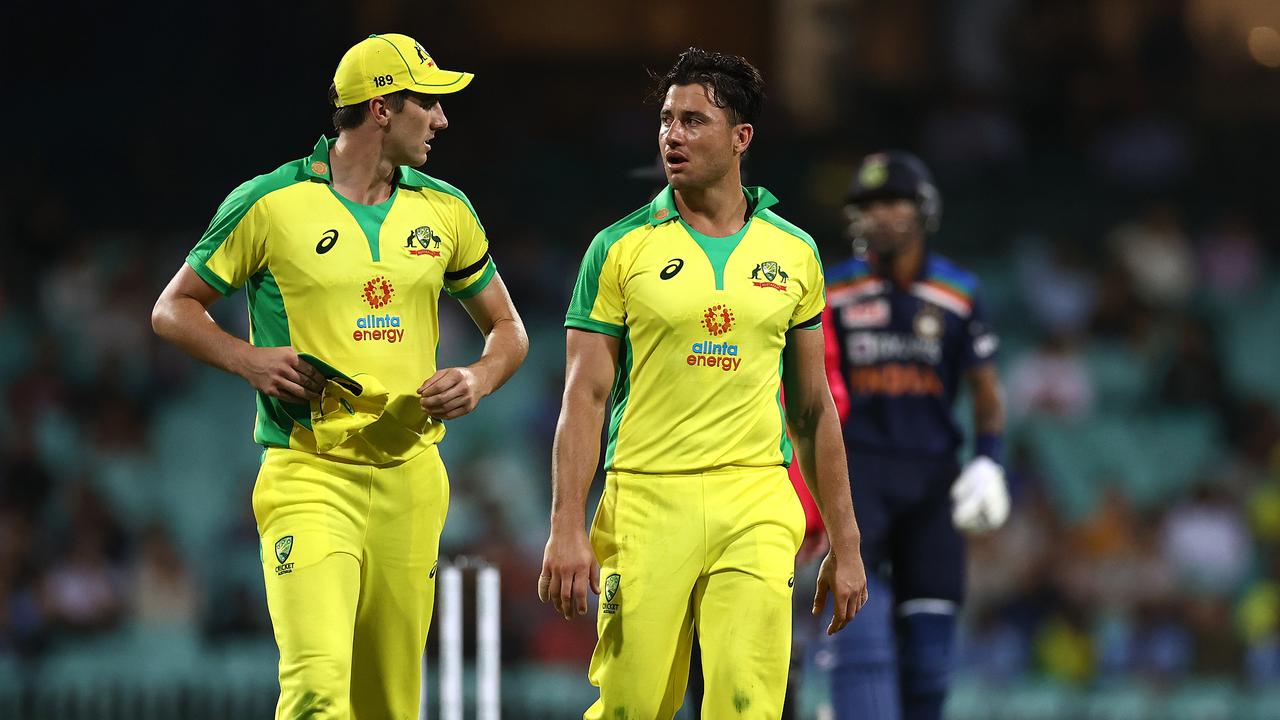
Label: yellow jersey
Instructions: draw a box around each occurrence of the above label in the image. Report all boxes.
[187,137,494,465]
[565,186,825,474]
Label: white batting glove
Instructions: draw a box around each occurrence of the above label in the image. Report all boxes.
[950,456,1010,534]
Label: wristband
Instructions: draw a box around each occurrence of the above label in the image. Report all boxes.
[975,433,1003,464]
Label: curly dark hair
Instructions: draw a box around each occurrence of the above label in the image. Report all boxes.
[651,47,765,126]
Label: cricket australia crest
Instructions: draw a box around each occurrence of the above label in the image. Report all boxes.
[603,573,621,614]
[274,536,295,576]
[750,260,790,291]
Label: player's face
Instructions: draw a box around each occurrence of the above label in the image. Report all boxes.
[659,84,749,191]
[387,94,448,167]
[854,198,923,257]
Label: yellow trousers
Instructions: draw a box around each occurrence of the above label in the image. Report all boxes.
[585,465,805,720]
[253,445,448,720]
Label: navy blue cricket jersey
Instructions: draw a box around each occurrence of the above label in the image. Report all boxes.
[824,253,998,458]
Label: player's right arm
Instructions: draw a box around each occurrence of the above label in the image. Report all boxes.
[538,329,619,620]
[151,265,323,404]
[155,178,323,403]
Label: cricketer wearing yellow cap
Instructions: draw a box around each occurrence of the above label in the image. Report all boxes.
[152,33,527,719]
[539,48,868,719]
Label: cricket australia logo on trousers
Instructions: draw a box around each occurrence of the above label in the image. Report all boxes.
[274,536,295,576]
[603,573,621,614]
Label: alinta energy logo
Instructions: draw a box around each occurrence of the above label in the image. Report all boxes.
[702,305,735,336]
[689,304,743,372]
[354,275,406,343]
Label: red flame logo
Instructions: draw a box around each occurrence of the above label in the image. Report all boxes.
[362,276,394,309]
[702,305,735,336]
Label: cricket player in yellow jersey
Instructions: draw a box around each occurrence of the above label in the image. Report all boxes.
[539,48,869,719]
[151,33,527,719]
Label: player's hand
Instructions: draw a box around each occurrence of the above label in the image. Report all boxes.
[538,526,599,620]
[811,547,869,636]
[419,367,486,420]
[237,346,324,404]
[951,456,1010,534]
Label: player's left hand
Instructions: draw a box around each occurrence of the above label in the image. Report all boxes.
[950,456,1010,534]
[419,367,487,420]
[812,547,869,636]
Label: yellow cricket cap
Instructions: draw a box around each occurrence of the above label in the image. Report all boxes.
[310,372,392,454]
[332,33,473,107]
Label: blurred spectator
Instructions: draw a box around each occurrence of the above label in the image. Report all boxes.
[1133,605,1193,682]
[38,238,106,376]
[87,357,150,455]
[956,606,1029,683]
[131,522,199,629]
[1014,235,1098,336]
[1199,212,1264,300]
[90,261,155,384]
[6,334,70,428]
[1185,595,1243,676]
[1094,610,1138,677]
[58,482,129,564]
[1161,484,1252,596]
[1159,315,1228,409]
[1065,488,1174,612]
[1237,553,1280,685]
[41,525,125,635]
[0,509,45,658]
[38,483,129,634]
[1091,264,1153,342]
[1034,604,1095,684]
[1007,334,1095,420]
[1249,478,1280,547]
[1106,204,1197,310]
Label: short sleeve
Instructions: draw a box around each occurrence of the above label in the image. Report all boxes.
[565,230,626,337]
[790,248,826,330]
[443,196,494,299]
[186,181,271,295]
[960,290,999,368]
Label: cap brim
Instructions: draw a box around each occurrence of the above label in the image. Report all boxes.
[409,69,473,95]
[336,70,475,107]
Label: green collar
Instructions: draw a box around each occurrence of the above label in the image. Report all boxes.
[300,136,436,189]
[646,185,779,226]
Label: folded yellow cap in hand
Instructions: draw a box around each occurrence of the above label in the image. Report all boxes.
[300,354,391,453]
